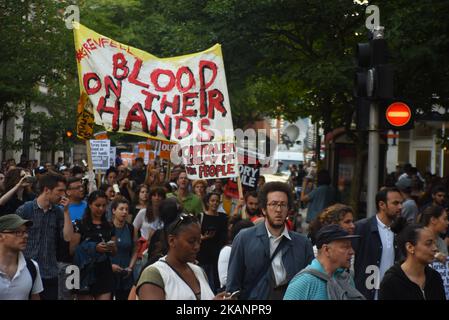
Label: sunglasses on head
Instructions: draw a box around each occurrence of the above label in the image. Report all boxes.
[170,213,196,233]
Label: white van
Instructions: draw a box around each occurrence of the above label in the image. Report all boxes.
[274,151,304,175]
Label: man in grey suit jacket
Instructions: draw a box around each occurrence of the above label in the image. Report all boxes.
[226,182,314,300]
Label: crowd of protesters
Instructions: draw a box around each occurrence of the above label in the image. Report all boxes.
[0,155,448,300]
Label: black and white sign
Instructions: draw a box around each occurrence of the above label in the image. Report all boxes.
[431,258,449,299]
[90,139,110,170]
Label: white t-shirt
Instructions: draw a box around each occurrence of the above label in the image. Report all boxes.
[0,252,44,300]
[139,257,215,300]
[217,245,232,288]
[133,208,164,239]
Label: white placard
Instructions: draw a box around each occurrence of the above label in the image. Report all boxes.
[90,139,111,170]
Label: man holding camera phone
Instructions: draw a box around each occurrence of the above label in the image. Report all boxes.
[15,173,75,300]
[116,165,135,203]
[0,170,36,216]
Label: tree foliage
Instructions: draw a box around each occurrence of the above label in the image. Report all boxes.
[2,0,449,154]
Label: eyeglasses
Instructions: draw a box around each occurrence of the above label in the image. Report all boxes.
[1,230,28,237]
[170,213,196,233]
[267,202,288,210]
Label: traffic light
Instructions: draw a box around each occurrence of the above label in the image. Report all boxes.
[355,37,394,99]
[66,130,74,138]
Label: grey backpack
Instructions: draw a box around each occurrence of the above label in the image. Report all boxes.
[297,268,366,300]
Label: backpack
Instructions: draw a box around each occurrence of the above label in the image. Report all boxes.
[25,258,37,300]
[297,268,365,300]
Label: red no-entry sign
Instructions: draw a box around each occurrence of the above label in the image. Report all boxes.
[386,102,412,127]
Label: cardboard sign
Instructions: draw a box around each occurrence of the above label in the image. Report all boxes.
[239,164,260,189]
[431,258,449,299]
[94,131,108,140]
[90,139,110,170]
[160,141,176,160]
[224,179,239,199]
[76,92,94,139]
[179,140,237,179]
[120,152,135,168]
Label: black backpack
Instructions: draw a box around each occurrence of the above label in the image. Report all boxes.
[25,258,37,299]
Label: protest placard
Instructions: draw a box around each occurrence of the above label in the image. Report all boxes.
[90,139,110,170]
[76,92,94,140]
[239,164,260,190]
[159,141,176,160]
[431,258,449,299]
[120,152,135,168]
[73,23,238,179]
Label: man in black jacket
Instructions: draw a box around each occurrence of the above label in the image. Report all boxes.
[353,187,403,300]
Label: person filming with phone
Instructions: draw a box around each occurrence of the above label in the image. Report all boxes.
[70,190,117,300]
[0,168,36,216]
[197,192,228,293]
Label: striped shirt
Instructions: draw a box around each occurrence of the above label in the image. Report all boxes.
[16,199,64,279]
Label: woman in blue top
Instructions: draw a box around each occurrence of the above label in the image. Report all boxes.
[71,191,117,300]
[111,197,138,300]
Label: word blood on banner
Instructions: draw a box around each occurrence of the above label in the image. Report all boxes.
[73,23,237,179]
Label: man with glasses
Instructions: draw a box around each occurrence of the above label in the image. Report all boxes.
[65,177,87,222]
[0,214,44,300]
[57,177,86,300]
[227,182,314,300]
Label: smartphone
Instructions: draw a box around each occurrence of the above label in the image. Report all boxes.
[224,290,240,299]
[24,176,36,184]
[113,183,120,193]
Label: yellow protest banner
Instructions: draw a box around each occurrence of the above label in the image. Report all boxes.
[73,22,238,180]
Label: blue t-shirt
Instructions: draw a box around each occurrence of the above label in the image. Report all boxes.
[306,185,338,222]
[284,259,330,300]
[68,201,87,222]
[284,259,354,300]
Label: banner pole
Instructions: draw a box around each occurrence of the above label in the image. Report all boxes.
[235,164,246,219]
[97,170,102,188]
[145,159,152,185]
[166,160,171,182]
[86,140,93,171]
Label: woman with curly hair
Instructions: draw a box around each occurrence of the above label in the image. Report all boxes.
[308,204,356,263]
